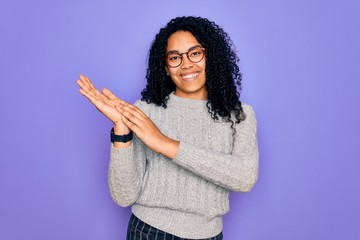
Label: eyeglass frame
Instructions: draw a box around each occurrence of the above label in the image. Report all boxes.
[165,45,206,68]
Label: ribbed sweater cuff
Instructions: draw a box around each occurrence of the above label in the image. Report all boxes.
[173,141,197,170]
[110,143,133,163]
[132,204,222,239]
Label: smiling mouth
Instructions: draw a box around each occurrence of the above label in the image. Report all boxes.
[181,72,199,81]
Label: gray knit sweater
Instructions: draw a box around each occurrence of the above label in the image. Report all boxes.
[108,92,258,239]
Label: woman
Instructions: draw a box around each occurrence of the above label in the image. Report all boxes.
[77,16,258,240]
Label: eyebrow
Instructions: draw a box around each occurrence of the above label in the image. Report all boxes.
[166,45,203,55]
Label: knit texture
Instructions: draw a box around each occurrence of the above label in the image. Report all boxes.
[108,92,258,239]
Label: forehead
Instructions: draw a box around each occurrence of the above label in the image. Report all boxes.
[166,31,201,51]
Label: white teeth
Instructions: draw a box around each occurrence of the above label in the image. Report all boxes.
[182,73,198,80]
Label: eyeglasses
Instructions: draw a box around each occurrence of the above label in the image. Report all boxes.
[165,45,205,68]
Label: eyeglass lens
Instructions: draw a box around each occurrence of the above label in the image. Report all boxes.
[166,47,205,68]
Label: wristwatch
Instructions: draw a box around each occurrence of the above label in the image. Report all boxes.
[110,128,133,143]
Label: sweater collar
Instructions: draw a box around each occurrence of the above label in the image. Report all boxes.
[167,92,208,109]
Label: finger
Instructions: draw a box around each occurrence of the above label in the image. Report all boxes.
[78,75,103,97]
[116,107,153,135]
[79,75,92,89]
[116,103,146,121]
[80,74,92,85]
[101,89,123,108]
[77,80,104,101]
[80,89,110,113]
[77,80,95,97]
[77,85,117,108]
[86,78,99,92]
[78,80,106,102]
[131,105,147,118]
[79,75,98,93]
[79,88,96,103]
[78,76,94,93]
[118,101,147,118]
[92,88,103,99]
[121,115,140,133]
[103,88,121,101]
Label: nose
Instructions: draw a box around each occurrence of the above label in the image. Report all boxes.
[180,54,193,69]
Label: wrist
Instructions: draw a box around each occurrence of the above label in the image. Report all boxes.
[113,123,130,135]
[159,137,179,159]
[111,128,133,143]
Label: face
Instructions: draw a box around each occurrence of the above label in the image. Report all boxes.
[165,31,207,100]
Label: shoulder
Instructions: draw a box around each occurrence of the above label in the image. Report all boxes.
[134,99,150,112]
[242,103,256,118]
[238,103,257,127]
[134,99,160,116]
[134,99,147,109]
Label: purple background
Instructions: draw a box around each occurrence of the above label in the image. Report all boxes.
[1,0,359,239]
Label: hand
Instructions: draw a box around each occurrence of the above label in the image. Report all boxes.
[115,101,179,158]
[76,74,129,134]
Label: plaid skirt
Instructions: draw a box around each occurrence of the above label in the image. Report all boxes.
[126,214,223,240]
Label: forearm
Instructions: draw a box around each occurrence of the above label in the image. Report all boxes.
[108,139,146,206]
[155,135,180,159]
[172,141,258,192]
[172,105,259,192]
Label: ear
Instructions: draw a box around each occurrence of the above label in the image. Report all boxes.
[165,66,169,76]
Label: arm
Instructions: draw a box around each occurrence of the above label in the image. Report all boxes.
[108,134,147,207]
[115,99,258,192]
[172,105,259,192]
[76,75,145,206]
[107,100,153,207]
[115,100,180,158]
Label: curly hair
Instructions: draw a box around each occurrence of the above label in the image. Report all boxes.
[141,16,246,131]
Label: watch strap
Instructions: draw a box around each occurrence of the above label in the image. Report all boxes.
[110,128,133,143]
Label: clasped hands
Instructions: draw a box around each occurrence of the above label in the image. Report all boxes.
[76,75,179,159]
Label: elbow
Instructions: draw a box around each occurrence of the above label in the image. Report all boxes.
[234,179,257,192]
[112,197,135,208]
[109,189,137,207]
[237,179,257,192]
[108,169,141,207]
[233,171,258,192]
[234,152,259,192]
[108,179,140,207]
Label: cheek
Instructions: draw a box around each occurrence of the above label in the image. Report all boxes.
[200,58,206,71]
[168,68,179,77]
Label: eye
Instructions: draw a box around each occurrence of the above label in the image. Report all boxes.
[189,49,203,58]
[190,50,202,57]
[168,54,181,61]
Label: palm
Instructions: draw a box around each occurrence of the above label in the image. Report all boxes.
[77,75,122,124]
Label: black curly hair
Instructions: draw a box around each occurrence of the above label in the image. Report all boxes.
[141,16,246,131]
